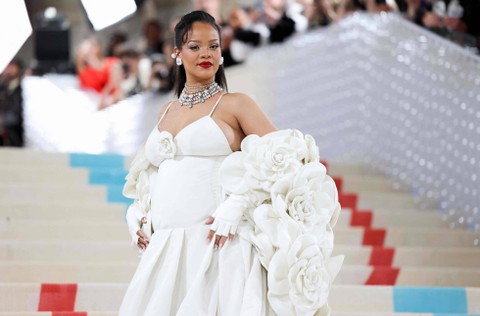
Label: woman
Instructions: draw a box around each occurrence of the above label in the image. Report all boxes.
[120,10,341,316]
[75,37,124,110]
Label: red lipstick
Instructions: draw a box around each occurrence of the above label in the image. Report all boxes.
[199,62,213,68]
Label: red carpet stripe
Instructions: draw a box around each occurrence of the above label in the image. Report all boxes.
[366,266,400,285]
[350,210,373,227]
[340,193,358,209]
[369,247,395,266]
[362,228,386,246]
[38,284,78,312]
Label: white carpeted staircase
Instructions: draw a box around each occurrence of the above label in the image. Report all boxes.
[1,147,479,315]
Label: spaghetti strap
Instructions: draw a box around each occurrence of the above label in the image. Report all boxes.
[208,93,225,117]
[158,101,174,124]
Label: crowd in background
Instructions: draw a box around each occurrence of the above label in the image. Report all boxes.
[1,0,479,145]
[72,0,480,110]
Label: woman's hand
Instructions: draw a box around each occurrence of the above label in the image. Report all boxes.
[205,216,235,249]
[136,220,150,251]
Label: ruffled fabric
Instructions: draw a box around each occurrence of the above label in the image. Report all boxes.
[122,137,176,243]
[218,129,343,316]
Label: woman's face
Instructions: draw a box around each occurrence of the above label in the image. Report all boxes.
[176,22,222,85]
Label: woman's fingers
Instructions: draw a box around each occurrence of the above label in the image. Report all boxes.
[204,216,214,225]
[136,230,149,250]
[213,234,231,249]
[137,239,148,251]
[206,229,215,242]
[205,216,236,249]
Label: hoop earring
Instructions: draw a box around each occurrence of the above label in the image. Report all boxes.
[219,56,224,66]
[176,57,182,66]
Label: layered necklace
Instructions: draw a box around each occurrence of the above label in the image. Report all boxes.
[179,81,223,108]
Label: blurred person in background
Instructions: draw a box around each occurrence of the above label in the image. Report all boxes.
[227,6,270,63]
[117,46,145,97]
[161,15,183,91]
[308,0,338,28]
[106,31,128,57]
[145,53,174,93]
[363,0,398,12]
[75,37,124,110]
[138,20,165,57]
[0,59,24,147]
[262,0,308,43]
[407,0,479,51]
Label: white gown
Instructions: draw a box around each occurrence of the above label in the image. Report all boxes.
[119,95,271,315]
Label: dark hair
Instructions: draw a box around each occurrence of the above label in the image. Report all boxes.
[173,10,227,97]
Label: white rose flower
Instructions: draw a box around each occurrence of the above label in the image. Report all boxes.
[271,163,337,232]
[268,234,332,316]
[241,130,308,192]
[158,132,176,159]
[145,131,176,166]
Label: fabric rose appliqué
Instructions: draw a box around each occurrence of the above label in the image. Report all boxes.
[272,163,337,233]
[158,132,176,159]
[218,129,343,316]
[145,130,176,166]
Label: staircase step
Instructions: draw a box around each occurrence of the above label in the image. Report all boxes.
[337,209,446,228]
[335,227,480,247]
[334,246,480,268]
[336,175,399,193]
[336,265,480,286]
[0,204,125,221]
[0,184,107,203]
[0,222,128,241]
[0,166,88,184]
[355,192,423,209]
[0,241,135,262]
[0,284,478,313]
[0,262,137,283]
[0,148,69,166]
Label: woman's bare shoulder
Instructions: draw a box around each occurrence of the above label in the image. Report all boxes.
[222,92,260,113]
[222,92,276,136]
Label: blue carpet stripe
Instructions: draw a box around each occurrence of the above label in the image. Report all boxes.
[69,153,132,205]
[394,287,467,313]
[70,153,125,168]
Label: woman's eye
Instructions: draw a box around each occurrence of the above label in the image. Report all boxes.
[189,45,199,50]
[210,44,219,50]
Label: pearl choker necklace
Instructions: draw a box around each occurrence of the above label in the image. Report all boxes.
[179,81,223,108]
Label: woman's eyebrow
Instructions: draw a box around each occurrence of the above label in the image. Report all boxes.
[187,39,220,43]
